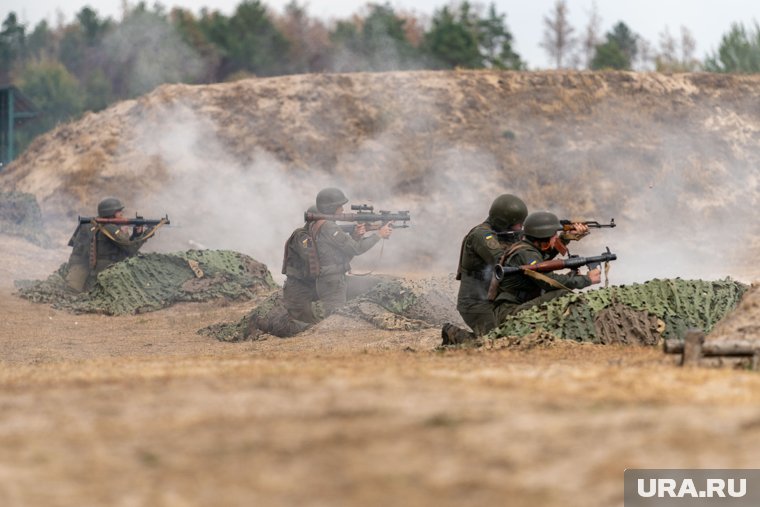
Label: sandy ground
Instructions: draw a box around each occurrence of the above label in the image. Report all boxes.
[2,238,760,507]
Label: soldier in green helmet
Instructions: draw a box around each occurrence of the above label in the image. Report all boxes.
[310,187,392,316]
[64,197,154,292]
[449,194,528,339]
[442,196,593,345]
[492,211,601,323]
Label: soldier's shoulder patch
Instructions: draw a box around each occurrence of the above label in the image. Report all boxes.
[485,235,501,249]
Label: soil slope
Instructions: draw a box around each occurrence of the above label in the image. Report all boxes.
[2,70,759,280]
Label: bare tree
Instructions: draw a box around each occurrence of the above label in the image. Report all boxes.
[680,25,699,70]
[656,26,678,71]
[635,37,654,71]
[540,0,576,68]
[275,1,331,73]
[655,25,700,72]
[580,0,601,69]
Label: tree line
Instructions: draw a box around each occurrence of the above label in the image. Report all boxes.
[0,0,758,156]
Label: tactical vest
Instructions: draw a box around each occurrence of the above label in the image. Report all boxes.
[281,220,325,280]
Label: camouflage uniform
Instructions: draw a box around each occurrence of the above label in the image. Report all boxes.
[314,221,381,316]
[66,223,149,292]
[456,222,518,335]
[492,239,592,323]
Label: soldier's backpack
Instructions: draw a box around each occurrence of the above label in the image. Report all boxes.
[281,220,325,280]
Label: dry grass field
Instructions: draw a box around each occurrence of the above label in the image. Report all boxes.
[2,238,760,507]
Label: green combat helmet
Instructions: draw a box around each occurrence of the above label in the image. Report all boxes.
[488,194,527,231]
[316,187,349,213]
[523,211,561,239]
[97,197,124,218]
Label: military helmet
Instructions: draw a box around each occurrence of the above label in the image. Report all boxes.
[316,187,348,213]
[488,194,528,231]
[97,197,124,218]
[523,211,561,239]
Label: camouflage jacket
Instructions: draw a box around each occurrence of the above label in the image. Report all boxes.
[494,239,591,305]
[314,221,380,276]
[68,223,148,268]
[456,221,517,307]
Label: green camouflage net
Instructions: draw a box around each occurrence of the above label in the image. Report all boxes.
[490,278,748,344]
[0,191,50,246]
[15,250,277,314]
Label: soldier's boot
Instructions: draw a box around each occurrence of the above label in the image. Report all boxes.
[441,323,478,346]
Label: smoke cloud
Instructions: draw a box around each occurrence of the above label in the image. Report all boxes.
[53,73,760,287]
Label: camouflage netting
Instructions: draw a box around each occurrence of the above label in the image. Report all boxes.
[490,278,749,344]
[201,275,463,342]
[15,249,277,314]
[0,191,50,247]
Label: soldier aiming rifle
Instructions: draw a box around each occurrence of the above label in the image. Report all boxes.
[64,197,169,292]
[490,211,617,323]
[298,187,406,317]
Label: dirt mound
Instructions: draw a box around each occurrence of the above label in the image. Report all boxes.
[0,191,50,247]
[16,249,276,314]
[491,278,748,344]
[202,274,462,342]
[2,71,760,281]
[707,283,760,344]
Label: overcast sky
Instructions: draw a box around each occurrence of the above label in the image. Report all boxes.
[3,0,760,68]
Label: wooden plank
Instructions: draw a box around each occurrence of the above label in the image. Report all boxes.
[681,329,704,367]
[664,338,760,357]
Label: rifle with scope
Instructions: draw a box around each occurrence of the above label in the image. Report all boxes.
[305,204,410,230]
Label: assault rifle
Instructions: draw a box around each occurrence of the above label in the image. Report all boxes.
[493,247,617,280]
[305,204,410,230]
[78,214,170,226]
[492,219,615,242]
[560,218,615,231]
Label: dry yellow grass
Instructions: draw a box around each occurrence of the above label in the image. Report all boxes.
[2,238,760,507]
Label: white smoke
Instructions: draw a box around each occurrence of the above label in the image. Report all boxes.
[107,74,760,287]
[101,10,206,98]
